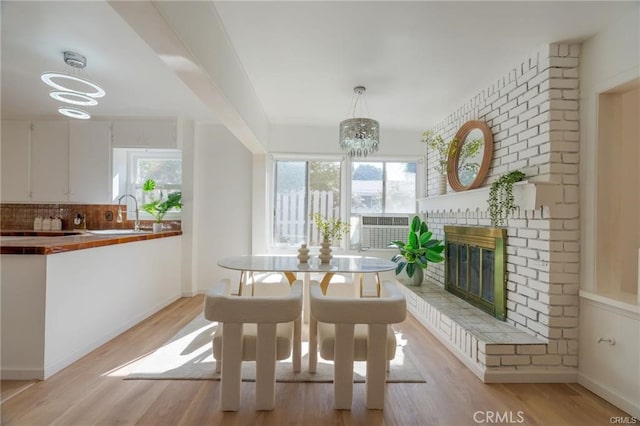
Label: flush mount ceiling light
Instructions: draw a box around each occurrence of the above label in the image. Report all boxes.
[49,91,98,106]
[339,86,380,158]
[58,107,91,120]
[41,51,105,119]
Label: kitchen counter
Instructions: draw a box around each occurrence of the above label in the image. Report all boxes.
[0,230,182,255]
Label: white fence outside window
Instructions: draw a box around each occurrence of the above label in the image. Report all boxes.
[274,190,339,246]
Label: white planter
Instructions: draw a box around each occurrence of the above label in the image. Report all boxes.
[152,222,163,233]
[437,174,447,195]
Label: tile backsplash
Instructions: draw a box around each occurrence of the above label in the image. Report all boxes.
[0,203,181,231]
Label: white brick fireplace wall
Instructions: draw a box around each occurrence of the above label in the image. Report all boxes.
[417,43,581,380]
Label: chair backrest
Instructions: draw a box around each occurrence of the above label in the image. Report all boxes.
[205,280,303,324]
[309,280,406,325]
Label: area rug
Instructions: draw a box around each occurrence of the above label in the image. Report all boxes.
[123,314,425,383]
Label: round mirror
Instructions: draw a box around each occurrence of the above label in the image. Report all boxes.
[447,120,493,191]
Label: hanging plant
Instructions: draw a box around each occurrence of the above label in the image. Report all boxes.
[488,171,526,227]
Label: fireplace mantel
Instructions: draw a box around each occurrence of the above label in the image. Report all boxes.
[418,181,562,213]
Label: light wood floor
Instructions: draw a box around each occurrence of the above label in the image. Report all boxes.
[1,295,627,425]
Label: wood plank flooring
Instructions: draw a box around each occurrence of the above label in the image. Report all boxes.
[1,295,628,425]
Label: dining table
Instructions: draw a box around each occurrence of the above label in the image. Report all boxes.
[217,254,397,323]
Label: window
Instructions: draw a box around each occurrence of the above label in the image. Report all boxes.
[273,160,342,247]
[113,148,182,220]
[351,161,417,214]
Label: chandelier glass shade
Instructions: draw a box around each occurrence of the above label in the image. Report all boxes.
[339,117,380,158]
[339,86,379,158]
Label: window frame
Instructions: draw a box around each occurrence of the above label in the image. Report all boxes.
[267,154,424,253]
[125,149,182,221]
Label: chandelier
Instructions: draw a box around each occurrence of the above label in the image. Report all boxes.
[339,86,379,158]
[41,51,105,120]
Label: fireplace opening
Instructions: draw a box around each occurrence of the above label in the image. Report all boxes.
[444,226,507,320]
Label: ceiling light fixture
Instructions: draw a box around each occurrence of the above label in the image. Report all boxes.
[339,86,380,158]
[41,51,105,119]
[58,107,91,120]
[49,91,98,106]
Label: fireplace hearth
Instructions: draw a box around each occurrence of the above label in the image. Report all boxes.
[444,226,507,320]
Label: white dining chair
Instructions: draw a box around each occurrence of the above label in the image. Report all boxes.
[204,279,303,411]
[308,280,406,410]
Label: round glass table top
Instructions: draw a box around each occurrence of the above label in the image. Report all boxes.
[217,254,396,274]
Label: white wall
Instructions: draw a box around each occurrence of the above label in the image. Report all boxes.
[580,8,640,295]
[194,124,253,292]
[269,124,423,155]
[578,8,640,417]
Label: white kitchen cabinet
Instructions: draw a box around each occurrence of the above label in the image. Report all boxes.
[579,295,640,417]
[112,120,177,148]
[69,121,111,203]
[30,121,69,202]
[1,120,30,202]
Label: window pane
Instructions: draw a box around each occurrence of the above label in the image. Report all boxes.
[273,160,342,247]
[274,161,307,246]
[351,162,383,214]
[309,161,341,246]
[385,162,416,213]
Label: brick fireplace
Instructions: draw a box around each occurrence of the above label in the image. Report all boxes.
[407,42,581,383]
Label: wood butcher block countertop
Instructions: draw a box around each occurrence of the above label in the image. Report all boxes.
[1,230,182,255]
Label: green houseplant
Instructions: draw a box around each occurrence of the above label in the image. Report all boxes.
[311,213,350,263]
[388,215,445,286]
[142,179,183,232]
[421,130,457,176]
[488,170,526,227]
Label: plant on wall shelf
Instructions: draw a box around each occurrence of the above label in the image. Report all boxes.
[420,130,457,175]
[142,179,183,222]
[488,170,526,227]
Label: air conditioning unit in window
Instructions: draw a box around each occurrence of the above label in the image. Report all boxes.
[359,215,411,250]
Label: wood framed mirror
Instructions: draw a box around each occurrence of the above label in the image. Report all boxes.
[447,120,493,191]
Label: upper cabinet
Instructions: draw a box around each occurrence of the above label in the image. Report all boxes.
[69,121,111,203]
[30,121,70,202]
[1,120,31,202]
[112,120,177,148]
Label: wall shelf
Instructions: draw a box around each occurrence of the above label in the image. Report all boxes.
[418,181,563,213]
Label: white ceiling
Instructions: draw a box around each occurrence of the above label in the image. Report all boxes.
[1,1,636,133]
[0,1,213,120]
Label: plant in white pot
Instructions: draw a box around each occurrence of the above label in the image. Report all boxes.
[311,213,350,264]
[388,215,445,286]
[421,130,457,195]
[141,179,182,232]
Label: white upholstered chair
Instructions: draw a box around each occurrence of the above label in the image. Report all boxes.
[204,279,303,411]
[309,280,406,410]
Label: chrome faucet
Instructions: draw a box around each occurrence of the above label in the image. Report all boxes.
[117,194,140,231]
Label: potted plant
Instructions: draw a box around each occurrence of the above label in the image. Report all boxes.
[388,215,445,286]
[311,213,350,263]
[421,130,458,195]
[141,179,183,232]
[487,170,526,227]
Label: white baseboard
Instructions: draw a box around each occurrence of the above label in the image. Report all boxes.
[41,294,181,380]
[578,372,640,418]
